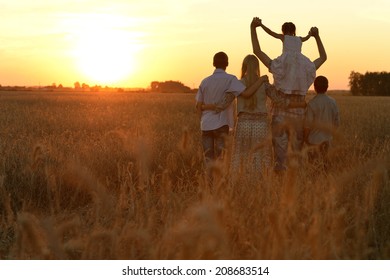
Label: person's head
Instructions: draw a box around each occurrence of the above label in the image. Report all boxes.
[213,52,229,70]
[241,54,260,81]
[282,22,296,36]
[314,76,328,94]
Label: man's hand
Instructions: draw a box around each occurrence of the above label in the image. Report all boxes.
[260,75,269,83]
[251,17,262,29]
[310,27,319,37]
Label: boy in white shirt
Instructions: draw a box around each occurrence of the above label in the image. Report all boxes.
[195,52,246,164]
[304,76,340,170]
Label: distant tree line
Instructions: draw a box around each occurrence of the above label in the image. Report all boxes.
[1,80,194,93]
[150,80,194,93]
[349,71,390,96]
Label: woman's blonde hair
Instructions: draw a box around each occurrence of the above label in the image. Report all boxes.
[241,55,260,110]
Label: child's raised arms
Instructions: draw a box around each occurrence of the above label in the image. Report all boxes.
[300,31,312,42]
[258,19,284,41]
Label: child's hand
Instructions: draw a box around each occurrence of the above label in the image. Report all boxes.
[251,17,262,28]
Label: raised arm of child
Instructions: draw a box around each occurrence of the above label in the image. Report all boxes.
[300,30,311,42]
[259,19,284,40]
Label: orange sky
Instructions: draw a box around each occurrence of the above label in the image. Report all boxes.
[1,0,389,90]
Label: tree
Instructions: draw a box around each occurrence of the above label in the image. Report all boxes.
[348,71,390,96]
[74,81,81,90]
[349,71,363,96]
[150,80,191,93]
[82,83,90,90]
[150,81,160,91]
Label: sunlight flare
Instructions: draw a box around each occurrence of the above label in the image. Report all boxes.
[71,14,143,85]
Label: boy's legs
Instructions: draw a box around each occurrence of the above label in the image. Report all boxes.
[213,125,229,159]
[201,125,229,185]
[202,130,215,164]
[319,141,330,171]
[201,125,229,163]
[308,141,330,172]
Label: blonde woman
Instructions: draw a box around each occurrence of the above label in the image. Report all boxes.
[231,54,273,178]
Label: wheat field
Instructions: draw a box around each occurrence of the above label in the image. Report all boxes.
[0,90,389,260]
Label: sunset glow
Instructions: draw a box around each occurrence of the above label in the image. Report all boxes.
[1,0,390,90]
[70,14,142,84]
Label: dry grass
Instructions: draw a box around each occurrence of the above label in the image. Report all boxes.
[0,90,389,260]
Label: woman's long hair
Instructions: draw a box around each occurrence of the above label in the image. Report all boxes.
[241,55,260,110]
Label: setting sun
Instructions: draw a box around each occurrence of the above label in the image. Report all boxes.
[71,14,143,85]
[75,30,134,84]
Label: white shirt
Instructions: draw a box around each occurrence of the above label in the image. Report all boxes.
[305,93,340,145]
[196,69,245,131]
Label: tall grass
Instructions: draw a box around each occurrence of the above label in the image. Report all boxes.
[0,91,389,259]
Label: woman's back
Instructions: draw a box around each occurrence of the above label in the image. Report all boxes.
[237,80,267,114]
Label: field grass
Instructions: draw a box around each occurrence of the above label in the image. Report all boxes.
[0,90,389,259]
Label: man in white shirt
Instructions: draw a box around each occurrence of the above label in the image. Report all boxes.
[195,52,246,164]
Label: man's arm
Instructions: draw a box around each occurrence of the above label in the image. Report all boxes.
[251,17,272,69]
[311,27,327,70]
[201,103,217,111]
[239,75,268,98]
[214,93,236,112]
[195,102,203,118]
[204,76,269,113]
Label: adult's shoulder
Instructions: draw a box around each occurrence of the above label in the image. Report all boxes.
[239,77,247,85]
[224,72,239,79]
[327,95,339,109]
[306,94,320,107]
[200,74,213,84]
[225,73,243,85]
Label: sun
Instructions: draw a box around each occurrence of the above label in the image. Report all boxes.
[75,29,135,85]
[72,15,141,85]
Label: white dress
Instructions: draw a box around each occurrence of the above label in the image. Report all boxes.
[270,35,316,95]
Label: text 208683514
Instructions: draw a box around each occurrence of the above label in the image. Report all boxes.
[215,266,269,276]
